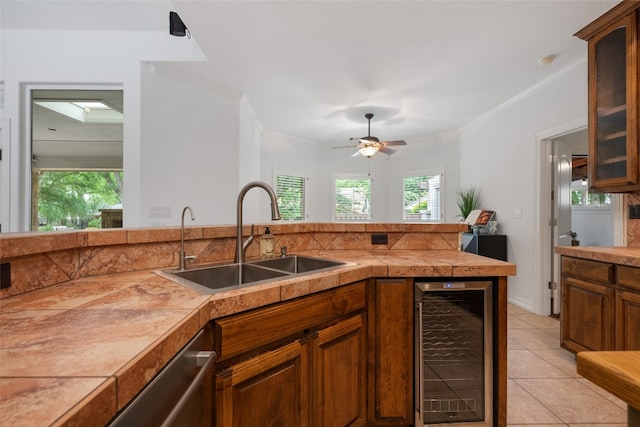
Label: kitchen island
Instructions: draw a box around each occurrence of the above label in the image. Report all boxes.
[0,224,516,426]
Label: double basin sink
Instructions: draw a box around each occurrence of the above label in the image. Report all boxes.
[156,255,346,294]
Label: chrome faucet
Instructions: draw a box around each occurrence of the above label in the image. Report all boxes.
[180,206,196,271]
[235,181,281,263]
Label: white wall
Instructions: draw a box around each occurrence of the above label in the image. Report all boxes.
[139,64,243,226]
[260,130,461,223]
[0,23,207,231]
[385,131,461,222]
[572,207,614,246]
[460,62,589,313]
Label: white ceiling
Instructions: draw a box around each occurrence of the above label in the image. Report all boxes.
[6,0,617,151]
[164,0,617,144]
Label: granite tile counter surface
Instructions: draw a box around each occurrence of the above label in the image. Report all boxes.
[555,245,640,268]
[0,249,515,426]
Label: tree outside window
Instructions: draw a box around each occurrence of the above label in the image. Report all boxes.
[35,171,122,230]
[403,172,441,221]
[334,177,371,221]
[275,172,307,221]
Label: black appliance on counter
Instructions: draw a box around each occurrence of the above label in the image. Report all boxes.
[461,233,507,262]
[415,279,493,427]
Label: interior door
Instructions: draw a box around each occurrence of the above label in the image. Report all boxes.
[550,139,573,315]
[0,119,8,233]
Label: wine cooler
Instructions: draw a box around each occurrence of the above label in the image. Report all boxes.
[415,280,493,426]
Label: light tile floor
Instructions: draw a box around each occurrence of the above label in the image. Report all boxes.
[507,303,628,427]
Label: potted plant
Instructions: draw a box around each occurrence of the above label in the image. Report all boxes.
[455,185,481,221]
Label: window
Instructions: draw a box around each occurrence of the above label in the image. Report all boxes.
[571,182,611,207]
[31,89,124,231]
[334,176,371,221]
[275,171,307,221]
[403,172,441,221]
[35,171,123,230]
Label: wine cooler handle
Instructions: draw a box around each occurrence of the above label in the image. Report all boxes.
[415,302,423,420]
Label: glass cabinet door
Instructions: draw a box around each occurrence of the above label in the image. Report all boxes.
[588,12,639,192]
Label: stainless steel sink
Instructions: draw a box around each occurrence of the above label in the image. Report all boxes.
[249,255,345,274]
[156,255,346,294]
[156,263,289,294]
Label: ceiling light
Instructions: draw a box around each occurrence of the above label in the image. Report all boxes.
[581,178,588,186]
[538,55,556,66]
[359,146,378,157]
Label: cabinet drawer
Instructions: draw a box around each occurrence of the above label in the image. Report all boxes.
[617,265,640,291]
[561,257,614,283]
[214,281,366,361]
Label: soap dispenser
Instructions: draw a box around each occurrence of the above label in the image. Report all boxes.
[260,227,275,258]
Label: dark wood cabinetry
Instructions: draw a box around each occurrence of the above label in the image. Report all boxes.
[575,1,640,193]
[311,315,367,427]
[561,256,640,352]
[213,281,367,427]
[367,278,413,426]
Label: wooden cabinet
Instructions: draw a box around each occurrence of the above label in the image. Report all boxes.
[562,275,615,352]
[615,264,640,350]
[561,256,640,352]
[310,315,366,427]
[575,2,640,193]
[212,281,367,427]
[367,278,413,426]
[215,340,309,427]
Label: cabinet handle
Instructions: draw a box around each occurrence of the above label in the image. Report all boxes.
[159,350,217,427]
[415,302,423,418]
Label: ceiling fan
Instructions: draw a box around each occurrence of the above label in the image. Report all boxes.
[334,113,407,158]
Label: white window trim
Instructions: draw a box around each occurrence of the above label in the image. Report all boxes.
[402,168,444,222]
[273,168,309,221]
[333,173,373,222]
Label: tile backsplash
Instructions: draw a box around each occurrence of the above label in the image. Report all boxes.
[0,223,465,298]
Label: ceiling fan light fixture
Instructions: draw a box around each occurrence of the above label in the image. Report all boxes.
[359,146,378,157]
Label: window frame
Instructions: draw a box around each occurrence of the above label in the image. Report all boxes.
[333,174,373,222]
[273,168,309,221]
[402,169,443,222]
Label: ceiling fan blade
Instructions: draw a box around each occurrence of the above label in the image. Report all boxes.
[351,150,362,157]
[379,147,397,155]
[332,145,358,149]
[382,140,407,146]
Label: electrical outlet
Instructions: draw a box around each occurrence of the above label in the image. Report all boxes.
[630,204,640,219]
[371,233,388,245]
[0,263,10,289]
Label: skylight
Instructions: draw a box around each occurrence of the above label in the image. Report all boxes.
[34,100,123,124]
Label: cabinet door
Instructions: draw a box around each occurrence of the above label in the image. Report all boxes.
[587,10,640,192]
[310,315,366,427]
[215,340,309,427]
[561,276,615,352]
[367,278,413,426]
[615,289,640,350]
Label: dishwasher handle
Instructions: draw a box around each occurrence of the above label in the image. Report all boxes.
[160,349,217,427]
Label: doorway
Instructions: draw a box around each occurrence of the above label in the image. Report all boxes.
[548,138,573,316]
[539,124,620,317]
[30,89,123,231]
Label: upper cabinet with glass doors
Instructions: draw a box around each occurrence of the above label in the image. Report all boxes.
[575,1,640,193]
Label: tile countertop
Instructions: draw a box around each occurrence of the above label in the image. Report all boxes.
[555,245,640,267]
[0,249,515,426]
[576,351,640,412]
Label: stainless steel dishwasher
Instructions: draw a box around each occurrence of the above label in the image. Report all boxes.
[108,326,216,427]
